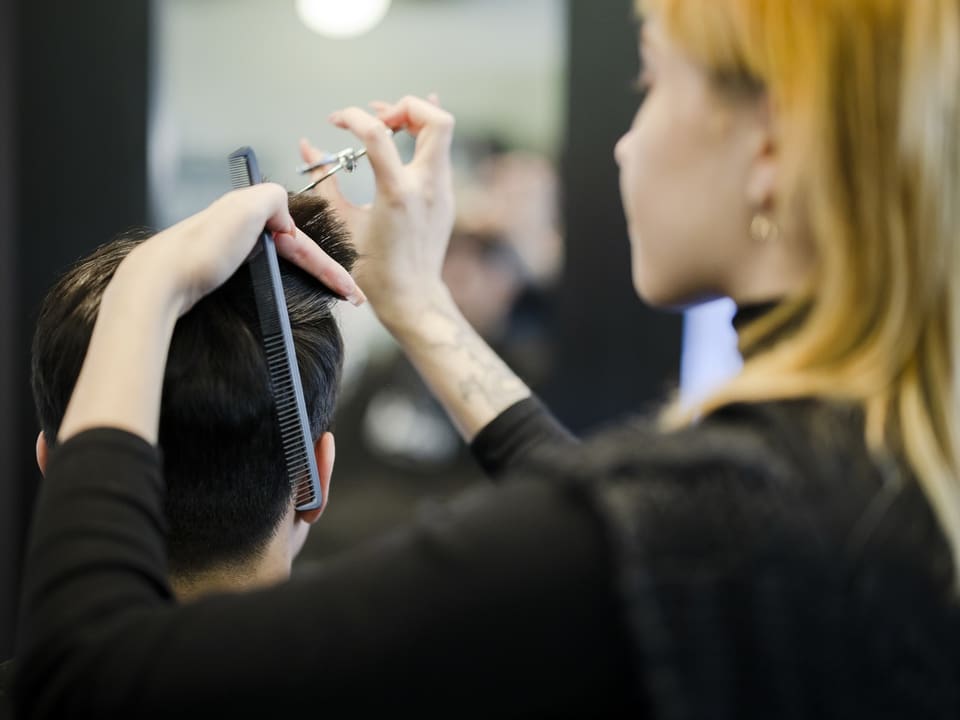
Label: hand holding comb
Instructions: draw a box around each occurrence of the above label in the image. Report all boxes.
[228,146,323,511]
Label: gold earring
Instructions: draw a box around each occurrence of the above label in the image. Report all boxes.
[750,213,780,243]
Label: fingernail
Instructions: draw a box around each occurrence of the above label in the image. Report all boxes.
[335,267,365,305]
[347,287,367,307]
[343,282,366,306]
[328,112,342,124]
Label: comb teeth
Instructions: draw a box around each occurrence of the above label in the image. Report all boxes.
[228,156,252,189]
[263,333,319,507]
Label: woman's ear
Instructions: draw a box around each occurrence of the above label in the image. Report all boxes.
[744,99,778,211]
[746,143,777,211]
[36,431,49,477]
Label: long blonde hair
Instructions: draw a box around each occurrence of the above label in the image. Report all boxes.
[644,0,960,585]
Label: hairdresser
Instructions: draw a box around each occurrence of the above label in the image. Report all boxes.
[14,1,960,717]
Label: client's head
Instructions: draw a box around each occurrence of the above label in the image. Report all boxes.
[31,193,356,600]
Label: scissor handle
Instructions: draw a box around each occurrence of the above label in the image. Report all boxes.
[295,128,395,175]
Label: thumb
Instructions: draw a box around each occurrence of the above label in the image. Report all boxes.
[298,138,355,219]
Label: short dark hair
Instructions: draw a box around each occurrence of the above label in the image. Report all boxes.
[31,194,356,577]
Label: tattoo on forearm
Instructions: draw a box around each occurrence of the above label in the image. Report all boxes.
[410,302,529,417]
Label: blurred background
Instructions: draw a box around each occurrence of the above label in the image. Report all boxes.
[0,0,741,654]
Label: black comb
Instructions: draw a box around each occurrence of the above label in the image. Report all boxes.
[228,146,322,511]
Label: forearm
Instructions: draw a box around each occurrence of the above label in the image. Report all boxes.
[57,245,181,445]
[380,286,531,442]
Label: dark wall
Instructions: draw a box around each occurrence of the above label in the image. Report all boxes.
[1,0,150,658]
[1,0,20,660]
[546,0,682,434]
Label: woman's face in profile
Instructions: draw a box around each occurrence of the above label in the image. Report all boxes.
[615,19,773,309]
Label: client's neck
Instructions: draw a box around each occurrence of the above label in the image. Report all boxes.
[171,540,292,602]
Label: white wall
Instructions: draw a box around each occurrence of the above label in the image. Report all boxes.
[150,0,567,225]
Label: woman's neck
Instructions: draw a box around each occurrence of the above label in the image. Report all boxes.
[732,300,780,334]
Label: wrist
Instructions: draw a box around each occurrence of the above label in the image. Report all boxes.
[103,247,182,351]
[113,241,193,320]
[373,282,459,340]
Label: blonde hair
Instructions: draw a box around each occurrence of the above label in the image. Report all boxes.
[643,0,960,585]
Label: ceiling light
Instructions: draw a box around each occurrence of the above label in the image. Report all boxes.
[295,0,392,39]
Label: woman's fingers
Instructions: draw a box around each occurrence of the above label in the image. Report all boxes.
[327,107,404,193]
[214,185,365,306]
[369,94,455,170]
[218,183,295,248]
[274,228,366,306]
[330,95,455,183]
[315,94,457,318]
[238,164,364,305]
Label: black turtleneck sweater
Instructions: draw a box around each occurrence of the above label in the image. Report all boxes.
[13,308,960,718]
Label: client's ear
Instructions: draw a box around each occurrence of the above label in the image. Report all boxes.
[295,431,335,525]
[36,431,49,477]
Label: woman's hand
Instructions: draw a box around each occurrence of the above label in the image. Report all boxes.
[56,184,363,445]
[130,183,363,318]
[301,94,456,329]
[302,98,532,440]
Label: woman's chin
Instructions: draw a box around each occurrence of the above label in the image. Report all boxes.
[632,269,717,312]
[632,267,675,308]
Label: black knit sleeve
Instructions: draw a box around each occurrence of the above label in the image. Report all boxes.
[14,427,634,718]
[469,395,578,479]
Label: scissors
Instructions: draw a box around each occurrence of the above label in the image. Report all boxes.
[294,128,396,196]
